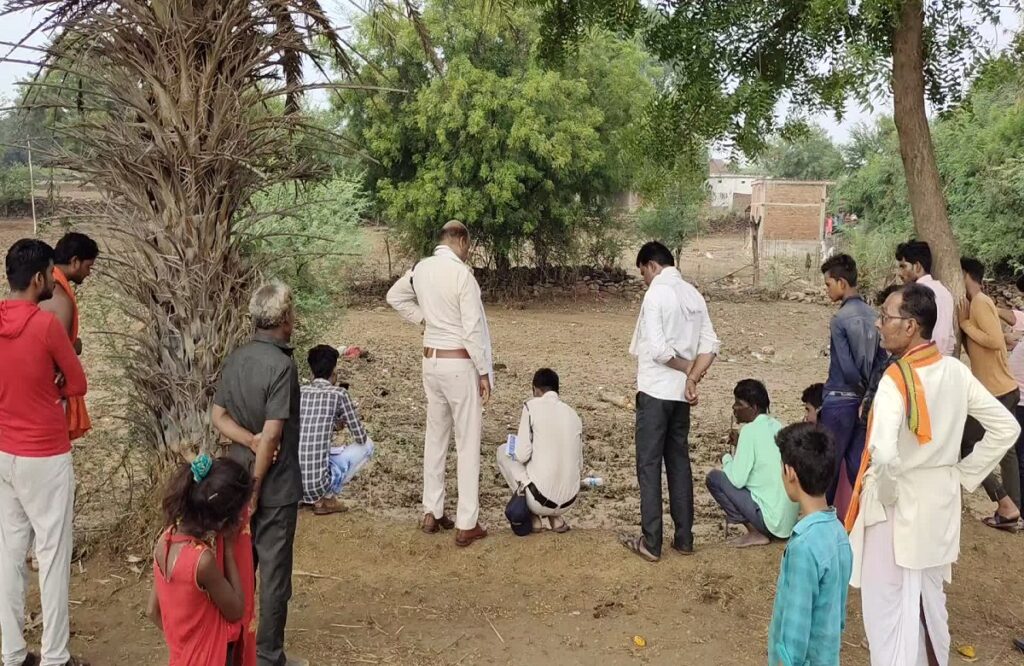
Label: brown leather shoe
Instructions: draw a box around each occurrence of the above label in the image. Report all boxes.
[421,513,455,534]
[454,524,488,547]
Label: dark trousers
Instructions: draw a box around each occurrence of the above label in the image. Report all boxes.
[820,395,865,505]
[705,469,771,538]
[635,392,692,557]
[251,503,299,666]
[962,389,1021,508]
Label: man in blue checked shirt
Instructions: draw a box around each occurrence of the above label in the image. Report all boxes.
[299,345,375,515]
[768,423,852,666]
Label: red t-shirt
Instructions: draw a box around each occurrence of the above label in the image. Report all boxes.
[0,300,87,456]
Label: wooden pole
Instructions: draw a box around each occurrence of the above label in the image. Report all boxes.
[751,216,760,288]
[27,139,37,236]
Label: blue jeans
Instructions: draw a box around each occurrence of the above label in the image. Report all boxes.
[820,394,865,505]
[327,442,375,496]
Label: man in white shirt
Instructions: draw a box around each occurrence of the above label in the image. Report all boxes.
[896,240,956,356]
[621,241,719,561]
[496,368,583,533]
[847,284,1019,665]
[386,220,493,547]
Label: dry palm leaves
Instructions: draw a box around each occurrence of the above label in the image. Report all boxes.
[1,0,371,462]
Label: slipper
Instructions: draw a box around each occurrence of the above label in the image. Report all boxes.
[982,512,1021,532]
[550,518,570,534]
[618,533,659,562]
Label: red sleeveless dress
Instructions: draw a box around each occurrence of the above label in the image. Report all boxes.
[154,529,241,666]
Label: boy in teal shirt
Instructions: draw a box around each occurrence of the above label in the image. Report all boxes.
[768,423,853,665]
[706,379,799,547]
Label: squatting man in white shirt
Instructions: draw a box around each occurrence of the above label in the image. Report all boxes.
[496,368,584,533]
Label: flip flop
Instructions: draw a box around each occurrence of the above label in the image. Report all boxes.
[982,512,1021,532]
[551,518,571,534]
[618,533,659,562]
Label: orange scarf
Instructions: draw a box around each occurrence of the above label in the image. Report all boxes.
[53,268,91,441]
[844,342,941,531]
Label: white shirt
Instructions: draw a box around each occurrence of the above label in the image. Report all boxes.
[849,355,1020,587]
[916,274,956,356]
[629,267,720,402]
[386,246,494,381]
[512,391,583,505]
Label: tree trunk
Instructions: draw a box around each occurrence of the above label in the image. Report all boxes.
[891,0,964,305]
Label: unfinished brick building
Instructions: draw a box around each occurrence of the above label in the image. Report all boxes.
[749,179,831,257]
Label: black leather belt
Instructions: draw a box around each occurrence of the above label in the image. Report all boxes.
[527,482,576,510]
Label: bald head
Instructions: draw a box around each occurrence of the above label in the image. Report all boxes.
[439,220,471,261]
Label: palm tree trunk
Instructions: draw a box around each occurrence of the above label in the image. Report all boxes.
[891,0,964,306]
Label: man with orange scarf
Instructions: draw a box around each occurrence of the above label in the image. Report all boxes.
[40,232,99,440]
[846,284,1020,665]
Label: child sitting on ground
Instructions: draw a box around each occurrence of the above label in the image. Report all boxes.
[148,454,254,666]
[299,345,375,515]
[769,423,853,666]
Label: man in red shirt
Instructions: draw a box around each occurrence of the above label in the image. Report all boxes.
[0,239,88,666]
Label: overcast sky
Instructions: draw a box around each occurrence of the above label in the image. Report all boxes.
[0,3,1018,144]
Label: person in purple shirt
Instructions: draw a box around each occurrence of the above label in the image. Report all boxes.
[819,254,885,507]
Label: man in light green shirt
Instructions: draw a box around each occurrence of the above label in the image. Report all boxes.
[705,379,800,547]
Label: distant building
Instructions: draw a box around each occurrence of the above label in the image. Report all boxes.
[708,173,760,211]
[750,179,832,256]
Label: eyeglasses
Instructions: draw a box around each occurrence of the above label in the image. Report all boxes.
[878,311,912,324]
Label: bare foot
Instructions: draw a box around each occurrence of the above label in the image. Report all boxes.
[530,515,546,532]
[731,531,771,548]
[549,516,570,533]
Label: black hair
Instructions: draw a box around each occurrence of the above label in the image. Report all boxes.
[895,240,932,274]
[733,378,770,413]
[896,283,937,339]
[307,344,340,380]
[53,232,99,265]
[532,367,559,393]
[5,238,53,291]
[776,423,835,496]
[801,383,824,409]
[960,257,985,284]
[635,241,674,268]
[1016,274,1024,293]
[874,283,902,307]
[820,253,858,287]
[161,457,253,533]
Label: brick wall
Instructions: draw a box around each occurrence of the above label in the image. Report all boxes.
[763,204,820,241]
[767,182,825,205]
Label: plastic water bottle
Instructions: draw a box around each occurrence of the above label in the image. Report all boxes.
[581,476,604,488]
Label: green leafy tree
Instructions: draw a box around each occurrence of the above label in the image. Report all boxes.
[759,126,845,180]
[528,0,1017,299]
[336,0,660,270]
[637,168,708,264]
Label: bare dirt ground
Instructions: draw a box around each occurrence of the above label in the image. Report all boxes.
[2,220,1023,665]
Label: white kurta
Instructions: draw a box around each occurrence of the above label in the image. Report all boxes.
[850,356,1020,665]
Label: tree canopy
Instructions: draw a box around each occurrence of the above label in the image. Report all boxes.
[758,126,845,181]
[335,0,661,268]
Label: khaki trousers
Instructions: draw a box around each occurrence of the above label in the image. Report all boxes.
[0,452,74,666]
[422,357,482,530]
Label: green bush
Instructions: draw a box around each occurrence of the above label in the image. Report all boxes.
[0,165,32,216]
[248,173,367,346]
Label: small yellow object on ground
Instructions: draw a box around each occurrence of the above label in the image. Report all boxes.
[632,636,646,648]
[956,644,977,662]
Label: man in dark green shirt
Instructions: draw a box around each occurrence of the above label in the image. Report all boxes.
[212,282,306,666]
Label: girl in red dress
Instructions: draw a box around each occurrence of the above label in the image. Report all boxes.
[147,455,254,666]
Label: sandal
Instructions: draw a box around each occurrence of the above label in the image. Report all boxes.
[618,533,659,562]
[550,517,571,534]
[313,498,349,516]
[982,512,1021,532]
